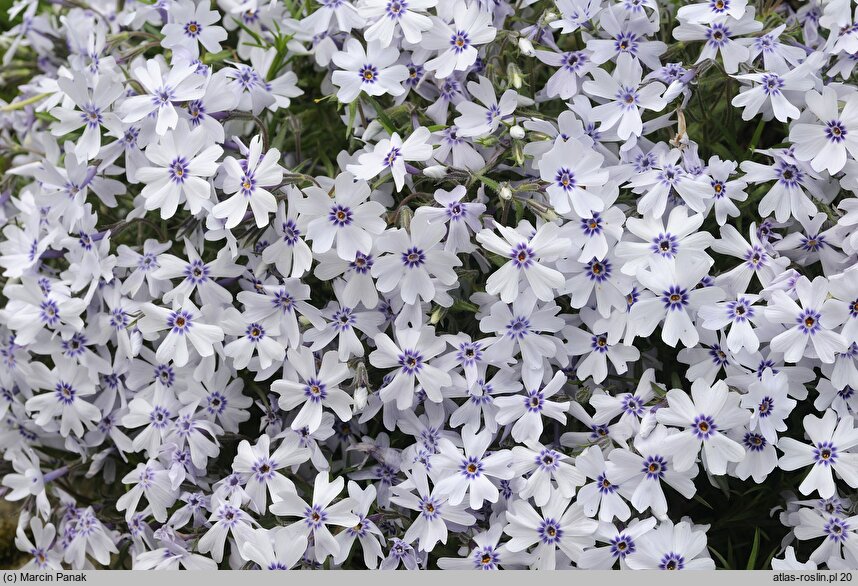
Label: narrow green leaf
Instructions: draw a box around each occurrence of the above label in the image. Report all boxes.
[202,49,231,64]
[745,528,761,569]
[363,95,397,135]
[708,546,731,570]
[451,300,480,313]
[693,493,713,510]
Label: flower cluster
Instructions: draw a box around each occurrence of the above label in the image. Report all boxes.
[1,0,858,572]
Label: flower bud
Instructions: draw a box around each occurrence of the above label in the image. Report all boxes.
[518,37,536,57]
[507,63,524,89]
[398,205,413,230]
[353,386,368,412]
[423,164,447,179]
[639,410,658,438]
[429,305,446,325]
[510,124,525,139]
[512,140,525,167]
[499,182,513,201]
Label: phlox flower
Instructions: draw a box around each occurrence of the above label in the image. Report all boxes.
[212,135,284,229]
[272,348,353,433]
[347,127,432,191]
[25,359,101,439]
[476,220,570,303]
[359,0,435,46]
[331,39,408,103]
[578,518,658,569]
[161,0,227,59]
[333,482,385,569]
[538,136,610,217]
[673,10,763,73]
[371,216,461,304]
[269,472,358,563]
[422,2,496,79]
[629,257,724,348]
[778,410,858,498]
[607,425,699,519]
[494,371,570,444]
[369,326,450,409]
[238,527,308,570]
[504,489,597,570]
[432,429,514,509]
[116,460,178,523]
[390,463,476,553]
[454,76,518,138]
[136,120,223,219]
[510,441,585,507]
[582,53,667,141]
[298,172,386,260]
[790,86,858,175]
[50,73,123,162]
[231,434,309,514]
[119,60,207,136]
[765,275,847,364]
[656,379,750,475]
[741,369,797,445]
[624,519,716,570]
[137,301,224,367]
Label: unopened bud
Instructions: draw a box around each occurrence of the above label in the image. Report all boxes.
[512,140,525,167]
[429,305,446,325]
[398,205,413,230]
[639,410,658,438]
[518,37,536,57]
[475,135,499,147]
[353,386,368,412]
[507,63,524,89]
[498,182,513,201]
[423,164,447,179]
[510,125,525,139]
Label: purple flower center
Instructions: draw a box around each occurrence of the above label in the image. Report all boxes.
[510,242,535,268]
[814,441,838,466]
[54,381,76,405]
[166,309,193,334]
[359,64,378,83]
[693,414,717,439]
[661,285,689,311]
[538,518,563,544]
[450,30,470,52]
[329,204,353,227]
[642,454,667,479]
[401,246,426,268]
[304,378,328,402]
[797,308,822,335]
[825,120,848,143]
[398,349,424,375]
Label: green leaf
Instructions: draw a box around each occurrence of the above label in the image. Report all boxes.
[745,528,761,569]
[202,49,231,64]
[649,382,667,398]
[762,545,780,570]
[34,111,58,123]
[746,116,767,153]
[708,546,731,570]
[363,95,398,135]
[714,473,731,499]
[346,102,357,139]
[475,174,501,194]
[692,493,713,510]
[451,300,480,313]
